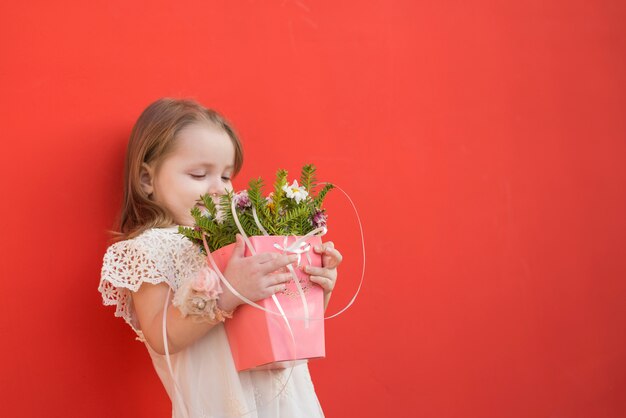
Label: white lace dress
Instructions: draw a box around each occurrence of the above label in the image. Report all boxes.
[99,226,325,418]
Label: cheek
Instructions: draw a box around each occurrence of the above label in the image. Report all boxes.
[184,181,207,202]
[165,176,202,206]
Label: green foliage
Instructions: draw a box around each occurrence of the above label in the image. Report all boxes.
[300,164,317,192]
[247,178,265,209]
[200,194,217,218]
[276,204,310,227]
[178,164,334,252]
[272,169,288,209]
[314,183,335,206]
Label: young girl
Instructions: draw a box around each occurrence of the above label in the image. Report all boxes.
[98,98,343,418]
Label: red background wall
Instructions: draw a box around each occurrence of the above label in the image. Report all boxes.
[1,1,625,417]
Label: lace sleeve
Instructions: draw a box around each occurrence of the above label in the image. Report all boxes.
[98,235,173,341]
[98,228,208,342]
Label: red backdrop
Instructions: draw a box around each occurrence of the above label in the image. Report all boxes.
[1,1,625,417]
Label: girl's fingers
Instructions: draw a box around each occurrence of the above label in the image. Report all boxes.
[260,254,299,274]
[309,275,335,291]
[313,241,334,253]
[267,283,288,296]
[313,242,343,268]
[253,252,278,264]
[322,248,343,268]
[231,234,246,259]
[268,273,292,285]
[303,265,331,277]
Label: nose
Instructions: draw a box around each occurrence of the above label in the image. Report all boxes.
[207,176,229,196]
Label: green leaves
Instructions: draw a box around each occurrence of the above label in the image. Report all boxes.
[179,164,334,252]
[200,194,217,218]
[247,178,265,209]
[276,204,310,228]
[272,169,288,210]
[300,164,317,193]
[314,183,335,207]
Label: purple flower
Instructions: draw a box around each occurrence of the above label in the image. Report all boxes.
[233,190,252,210]
[311,209,327,228]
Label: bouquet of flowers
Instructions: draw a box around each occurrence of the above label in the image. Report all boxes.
[179,164,334,371]
[178,164,334,252]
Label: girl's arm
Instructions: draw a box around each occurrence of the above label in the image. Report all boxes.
[132,282,219,355]
[132,235,299,355]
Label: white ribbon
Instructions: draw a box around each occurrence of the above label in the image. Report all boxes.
[270,236,314,328]
[251,204,269,236]
[272,239,311,267]
[162,287,190,418]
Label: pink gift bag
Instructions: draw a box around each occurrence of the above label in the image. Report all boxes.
[210,235,326,372]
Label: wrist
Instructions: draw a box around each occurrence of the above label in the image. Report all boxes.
[171,266,236,323]
[217,288,241,313]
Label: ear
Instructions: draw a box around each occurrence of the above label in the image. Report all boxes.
[139,162,155,197]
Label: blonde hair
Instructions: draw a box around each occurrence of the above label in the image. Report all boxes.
[108,97,244,242]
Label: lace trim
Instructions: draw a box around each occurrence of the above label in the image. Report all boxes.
[98,227,207,341]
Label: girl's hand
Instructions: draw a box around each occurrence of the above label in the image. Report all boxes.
[219,234,298,311]
[305,241,343,294]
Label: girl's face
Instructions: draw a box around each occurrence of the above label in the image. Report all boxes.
[141,123,236,227]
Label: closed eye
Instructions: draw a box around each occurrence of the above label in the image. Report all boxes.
[190,174,206,179]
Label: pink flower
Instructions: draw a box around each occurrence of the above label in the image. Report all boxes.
[233,190,252,210]
[191,267,222,299]
[311,208,327,228]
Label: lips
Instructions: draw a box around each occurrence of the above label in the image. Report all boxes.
[195,203,210,216]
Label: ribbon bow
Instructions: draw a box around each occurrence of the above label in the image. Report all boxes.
[273,238,312,267]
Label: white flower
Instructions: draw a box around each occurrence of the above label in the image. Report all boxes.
[198,204,224,224]
[282,180,309,204]
[214,206,226,224]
